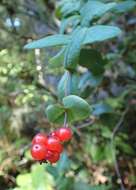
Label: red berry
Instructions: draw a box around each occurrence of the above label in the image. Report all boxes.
[46,136,63,153]
[31,143,47,161]
[46,150,60,163]
[32,133,47,145]
[55,127,72,142]
[50,131,57,137]
[49,131,61,141]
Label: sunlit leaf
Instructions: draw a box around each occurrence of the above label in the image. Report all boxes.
[83,25,121,45]
[114,1,136,13]
[64,27,87,70]
[24,35,70,49]
[16,174,32,187]
[80,1,116,25]
[58,71,79,99]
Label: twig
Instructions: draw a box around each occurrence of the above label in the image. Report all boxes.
[36,81,58,100]
[63,112,68,128]
[63,71,71,127]
[75,118,95,129]
[65,70,71,97]
[34,49,58,100]
[111,107,129,190]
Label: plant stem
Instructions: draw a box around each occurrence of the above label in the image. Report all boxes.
[111,107,129,190]
[64,112,68,128]
[64,70,71,127]
[75,118,95,129]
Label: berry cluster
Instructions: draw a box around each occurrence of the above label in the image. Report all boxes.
[31,127,72,164]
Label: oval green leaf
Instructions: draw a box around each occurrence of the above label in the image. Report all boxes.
[63,95,90,122]
[46,104,65,124]
[58,71,79,99]
[83,25,121,45]
[24,34,70,49]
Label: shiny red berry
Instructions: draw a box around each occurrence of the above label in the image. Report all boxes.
[46,136,63,153]
[46,150,60,164]
[31,143,47,161]
[32,133,47,145]
[50,131,57,137]
[55,127,72,142]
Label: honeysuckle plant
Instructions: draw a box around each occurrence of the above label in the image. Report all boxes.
[24,0,126,125]
[24,0,136,189]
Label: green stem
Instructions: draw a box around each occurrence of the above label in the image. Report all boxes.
[111,107,129,190]
[64,70,72,127]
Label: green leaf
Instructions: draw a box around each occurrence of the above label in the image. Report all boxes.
[16,174,32,187]
[79,49,106,75]
[64,27,88,70]
[46,165,59,179]
[59,0,81,17]
[104,144,114,164]
[91,103,113,116]
[46,104,65,124]
[57,71,79,99]
[15,164,54,190]
[74,182,109,190]
[58,71,69,99]
[31,164,54,189]
[92,185,111,190]
[120,143,135,155]
[56,152,71,173]
[80,1,116,26]
[49,48,65,68]
[60,15,80,34]
[91,145,105,162]
[46,95,90,123]
[79,72,102,90]
[57,177,74,190]
[24,35,70,49]
[83,25,121,45]
[114,1,136,13]
[63,95,90,122]
[73,182,91,190]
[79,71,102,98]
[116,137,135,155]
